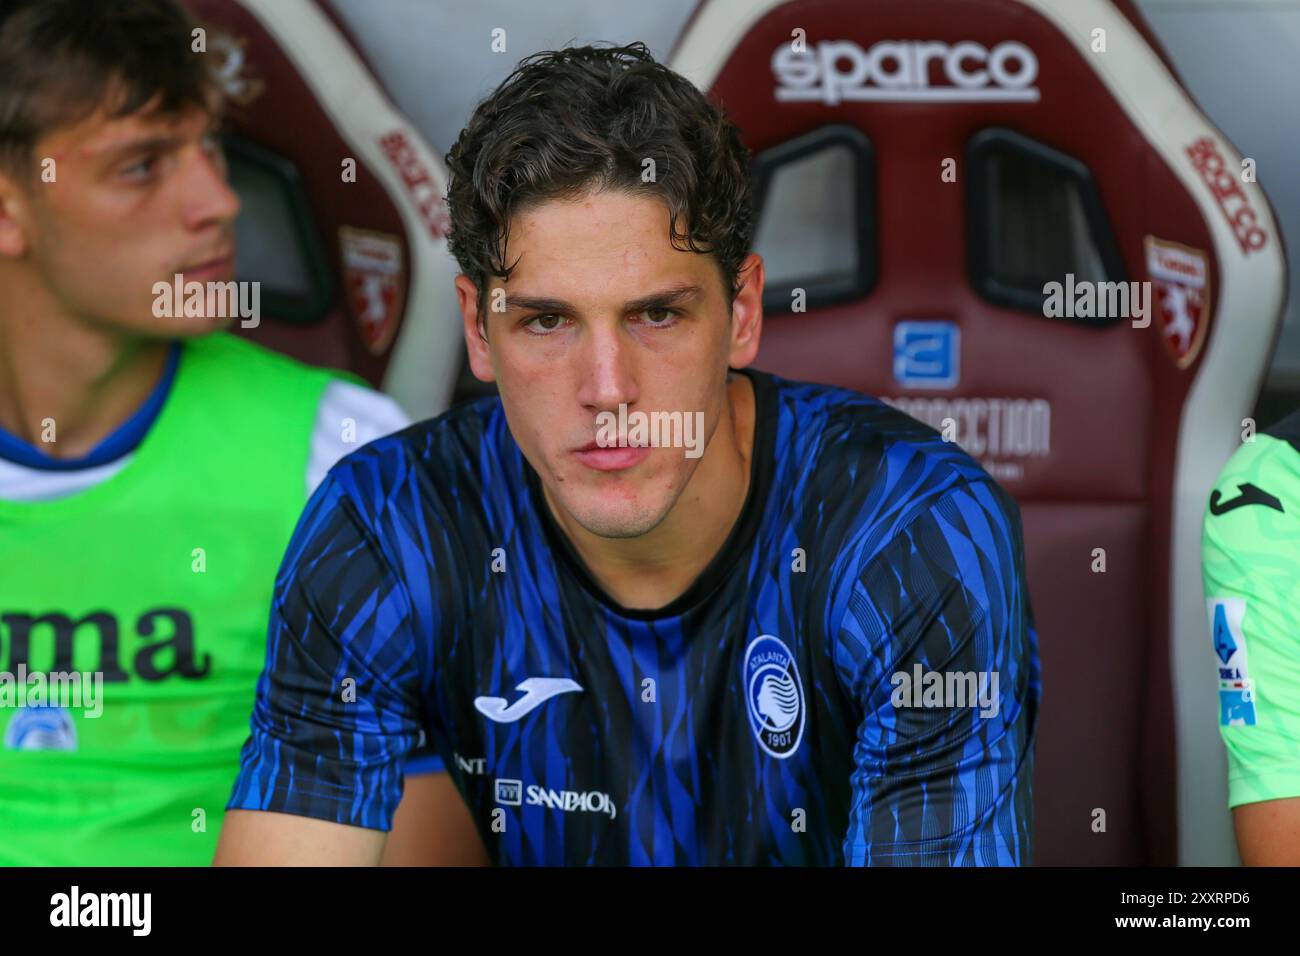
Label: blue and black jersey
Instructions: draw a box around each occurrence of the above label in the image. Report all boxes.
[229,368,1042,865]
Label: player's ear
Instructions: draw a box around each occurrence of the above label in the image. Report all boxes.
[0,167,31,258]
[456,273,496,384]
[727,252,764,369]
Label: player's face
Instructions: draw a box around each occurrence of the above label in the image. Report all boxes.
[0,91,240,337]
[461,189,759,539]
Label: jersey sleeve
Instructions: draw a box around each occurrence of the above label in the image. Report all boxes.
[404,750,446,775]
[227,472,428,830]
[1201,435,1300,808]
[834,480,1040,865]
[302,382,443,776]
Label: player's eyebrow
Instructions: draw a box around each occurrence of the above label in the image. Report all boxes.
[623,283,703,314]
[86,114,222,164]
[505,283,703,315]
[90,134,183,163]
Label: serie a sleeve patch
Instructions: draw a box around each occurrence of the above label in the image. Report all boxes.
[1208,597,1256,727]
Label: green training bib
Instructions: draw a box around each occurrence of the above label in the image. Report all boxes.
[0,333,336,865]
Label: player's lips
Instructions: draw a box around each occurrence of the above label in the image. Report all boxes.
[179,251,235,282]
[573,440,651,472]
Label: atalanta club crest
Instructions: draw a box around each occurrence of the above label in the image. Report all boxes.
[340,226,405,356]
[4,706,76,751]
[743,635,805,759]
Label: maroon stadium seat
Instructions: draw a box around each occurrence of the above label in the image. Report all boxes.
[671,0,1287,864]
[182,0,461,420]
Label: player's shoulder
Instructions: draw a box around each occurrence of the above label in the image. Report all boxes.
[1215,408,1300,478]
[192,333,410,431]
[183,330,339,386]
[316,378,408,430]
[320,392,506,514]
[305,380,412,495]
[757,368,1005,525]
[1203,409,1300,546]
[181,332,355,432]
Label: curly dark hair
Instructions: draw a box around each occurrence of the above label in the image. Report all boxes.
[445,42,754,310]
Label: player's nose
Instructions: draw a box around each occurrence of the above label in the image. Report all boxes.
[576,321,639,412]
[180,149,241,232]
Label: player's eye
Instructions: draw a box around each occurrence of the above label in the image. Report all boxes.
[636,307,680,328]
[118,155,158,182]
[200,128,228,163]
[523,313,568,335]
[202,133,230,177]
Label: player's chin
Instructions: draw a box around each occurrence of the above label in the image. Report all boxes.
[560,483,675,540]
[571,505,670,540]
[157,313,236,337]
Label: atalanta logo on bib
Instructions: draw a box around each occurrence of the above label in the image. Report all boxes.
[743,635,805,759]
[4,707,77,751]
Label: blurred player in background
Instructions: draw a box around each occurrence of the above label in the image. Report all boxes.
[217,43,1040,866]
[0,0,461,865]
[1202,410,1300,865]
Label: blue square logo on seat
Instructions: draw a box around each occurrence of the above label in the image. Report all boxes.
[893,321,960,388]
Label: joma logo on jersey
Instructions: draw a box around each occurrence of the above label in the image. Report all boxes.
[0,609,209,682]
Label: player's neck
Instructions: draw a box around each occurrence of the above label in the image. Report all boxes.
[547,371,757,611]
[0,274,172,459]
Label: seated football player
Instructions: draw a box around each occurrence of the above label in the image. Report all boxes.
[216,42,1041,866]
[1202,409,1300,865]
[0,0,458,865]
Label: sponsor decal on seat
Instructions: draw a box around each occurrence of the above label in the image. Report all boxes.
[1185,137,1268,255]
[773,39,1039,105]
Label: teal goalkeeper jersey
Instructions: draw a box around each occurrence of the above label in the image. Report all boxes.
[1201,408,1300,808]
